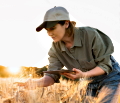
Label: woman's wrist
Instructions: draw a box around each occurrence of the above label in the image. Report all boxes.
[34,79,42,87]
[82,72,88,78]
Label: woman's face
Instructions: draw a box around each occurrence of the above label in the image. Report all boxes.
[45,21,69,42]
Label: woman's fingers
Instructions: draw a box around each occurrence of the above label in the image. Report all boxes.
[62,73,76,80]
[73,68,81,73]
[63,74,75,80]
[62,68,84,79]
[14,82,25,86]
[13,79,36,90]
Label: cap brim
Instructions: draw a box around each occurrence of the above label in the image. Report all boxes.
[36,21,59,32]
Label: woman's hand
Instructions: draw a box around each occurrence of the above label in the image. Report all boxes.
[14,76,55,89]
[14,78,37,90]
[61,68,87,80]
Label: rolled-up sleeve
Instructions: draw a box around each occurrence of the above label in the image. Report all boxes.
[92,29,114,74]
[44,45,64,83]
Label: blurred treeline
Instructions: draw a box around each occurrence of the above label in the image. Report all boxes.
[0,65,48,78]
[19,65,48,78]
[0,65,75,81]
[0,65,10,77]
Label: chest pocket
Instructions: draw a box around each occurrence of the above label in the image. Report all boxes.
[78,59,97,71]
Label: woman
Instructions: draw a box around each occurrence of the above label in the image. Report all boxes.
[23,6,120,102]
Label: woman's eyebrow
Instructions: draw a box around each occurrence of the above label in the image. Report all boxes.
[45,26,56,30]
[51,26,56,29]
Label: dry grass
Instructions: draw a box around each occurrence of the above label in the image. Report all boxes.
[0,77,119,103]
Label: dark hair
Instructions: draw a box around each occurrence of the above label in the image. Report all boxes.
[58,21,76,37]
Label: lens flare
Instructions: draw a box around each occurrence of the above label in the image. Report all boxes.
[8,66,20,74]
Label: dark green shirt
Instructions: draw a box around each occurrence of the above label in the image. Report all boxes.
[45,26,114,82]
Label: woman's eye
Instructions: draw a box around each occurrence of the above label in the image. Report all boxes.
[45,27,55,31]
[50,28,55,30]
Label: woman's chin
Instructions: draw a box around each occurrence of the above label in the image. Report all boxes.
[53,40,58,43]
[53,39,59,43]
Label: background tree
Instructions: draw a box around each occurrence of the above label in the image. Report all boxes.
[35,65,48,77]
[0,65,9,77]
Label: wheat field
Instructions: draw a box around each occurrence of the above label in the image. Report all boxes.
[0,77,120,103]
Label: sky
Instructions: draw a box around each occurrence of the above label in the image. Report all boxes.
[0,0,120,73]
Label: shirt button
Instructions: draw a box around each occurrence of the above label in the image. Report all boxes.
[69,48,74,53]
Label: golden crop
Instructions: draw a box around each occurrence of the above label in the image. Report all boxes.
[0,78,119,103]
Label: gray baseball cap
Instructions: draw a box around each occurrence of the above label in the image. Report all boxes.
[36,6,70,32]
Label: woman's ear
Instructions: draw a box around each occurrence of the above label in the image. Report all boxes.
[65,20,69,28]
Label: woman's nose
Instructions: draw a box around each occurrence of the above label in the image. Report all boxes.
[48,32,54,36]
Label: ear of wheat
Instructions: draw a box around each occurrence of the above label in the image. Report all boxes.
[0,77,120,103]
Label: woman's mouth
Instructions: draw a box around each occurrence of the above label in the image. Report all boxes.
[52,37,55,39]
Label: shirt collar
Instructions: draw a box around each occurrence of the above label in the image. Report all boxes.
[59,27,82,52]
[73,27,82,47]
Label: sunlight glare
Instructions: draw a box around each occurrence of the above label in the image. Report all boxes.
[8,66,20,74]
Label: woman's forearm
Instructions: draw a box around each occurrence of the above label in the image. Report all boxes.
[83,66,106,78]
[35,76,55,87]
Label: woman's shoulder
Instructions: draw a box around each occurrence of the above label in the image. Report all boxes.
[79,26,97,33]
[76,26,97,38]
[78,26,113,45]
[78,26,109,38]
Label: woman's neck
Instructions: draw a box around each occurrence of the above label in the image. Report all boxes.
[62,36,74,49]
